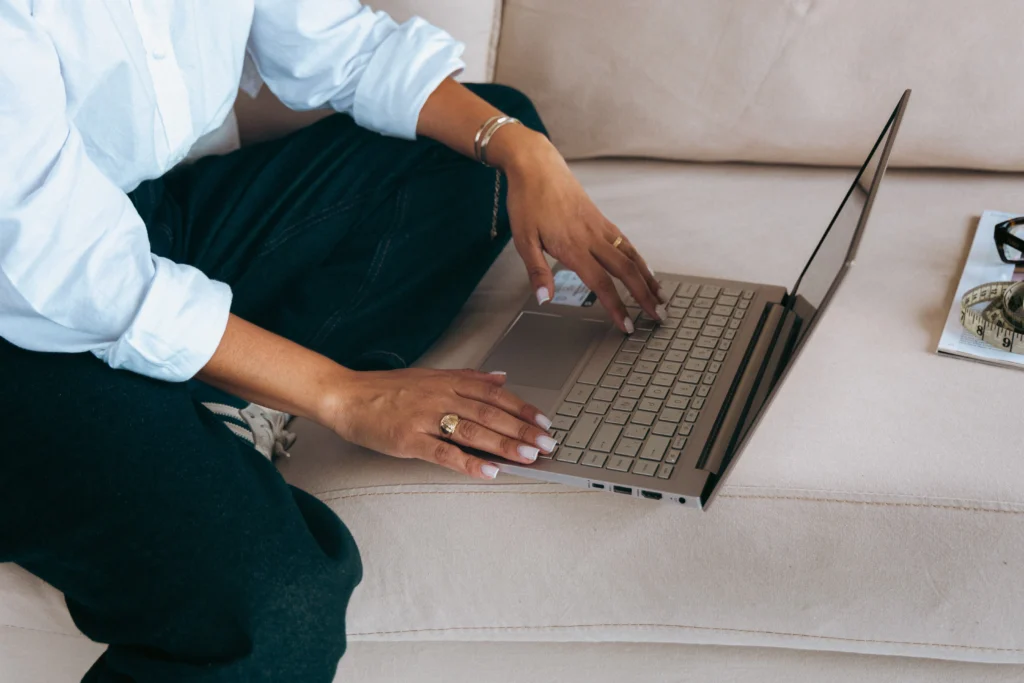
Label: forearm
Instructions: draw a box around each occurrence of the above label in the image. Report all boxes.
[197,314,348,426]
[416,78,552,174]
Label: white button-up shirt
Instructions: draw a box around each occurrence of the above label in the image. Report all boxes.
[0,0,464,381]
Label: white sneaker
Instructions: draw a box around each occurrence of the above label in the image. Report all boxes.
[202,402,297,460]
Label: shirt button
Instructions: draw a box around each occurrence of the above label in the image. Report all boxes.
[151,47,167,60]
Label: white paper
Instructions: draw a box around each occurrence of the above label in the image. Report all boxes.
[551,270,592,307]
[937,210,1024,369]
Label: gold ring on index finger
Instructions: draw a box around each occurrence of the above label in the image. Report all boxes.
[439,413,461,438]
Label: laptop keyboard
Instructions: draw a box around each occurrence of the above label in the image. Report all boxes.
[544,281,755,480]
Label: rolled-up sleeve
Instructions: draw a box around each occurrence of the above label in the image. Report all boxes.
[0,6,232,382]
[248,1,465,140]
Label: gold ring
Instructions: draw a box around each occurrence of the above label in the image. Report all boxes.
[611,235,624,250]
[439,413,461,438]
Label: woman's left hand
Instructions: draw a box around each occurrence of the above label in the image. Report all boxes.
[493,128,667,333]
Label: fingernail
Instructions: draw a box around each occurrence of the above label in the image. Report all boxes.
[481,464,500,479]
[623,317,635,334]
[657,288,670,304]
[489,370,507,376]
[655,304,667,321]
[536,287,551,305]
[648,264,657,277]
[536,435,558,453]
[535,413,553,430]
[518,445,539,462]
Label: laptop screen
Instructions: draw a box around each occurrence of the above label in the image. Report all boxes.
[786,94,907,349]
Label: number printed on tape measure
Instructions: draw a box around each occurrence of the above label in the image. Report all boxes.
[960,281,1024,355]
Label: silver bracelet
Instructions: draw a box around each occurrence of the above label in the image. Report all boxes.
[474,115,522,167]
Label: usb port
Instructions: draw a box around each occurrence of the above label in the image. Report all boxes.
[641,490,662,501]
[590,483,605,490]
[613,486,632,495]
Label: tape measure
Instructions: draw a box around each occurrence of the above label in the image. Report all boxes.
[960,281,1024,353]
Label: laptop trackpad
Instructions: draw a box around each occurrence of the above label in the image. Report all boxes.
[481,312,606,390]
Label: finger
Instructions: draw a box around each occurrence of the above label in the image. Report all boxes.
[416,436,500,480]
[456,377,554,432]
[608,223,665,304]
[592,236,664,322]
[445,412,544,464]
[576,259,633,334]
[452,368,508,385]
[514,232,555,305]
[454,397,557,457]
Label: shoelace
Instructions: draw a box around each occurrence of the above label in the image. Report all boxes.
[202,402,297,460]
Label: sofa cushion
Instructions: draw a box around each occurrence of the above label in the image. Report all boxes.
[3,161,1024,665]
[495,0,1024,171]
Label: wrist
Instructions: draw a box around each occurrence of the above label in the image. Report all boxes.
[313,363,360,434]
[485,125,553,176]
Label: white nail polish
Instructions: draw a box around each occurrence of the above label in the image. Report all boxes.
[655,304,667,321]
[657,288,670,305]
[481,464,500,479]
[648,264,657,277]
[536,287,551,305]
[535,413,553,430]
[536,435,558,453]
[623,317,635,335]
[489,370,507,376]
[518,445,539,462]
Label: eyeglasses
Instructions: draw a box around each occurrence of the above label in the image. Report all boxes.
[994,217,1024,265]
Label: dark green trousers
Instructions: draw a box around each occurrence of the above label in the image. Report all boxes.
[0,84,544,682]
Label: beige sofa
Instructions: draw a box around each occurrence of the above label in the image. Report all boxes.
[4,2,1024,681]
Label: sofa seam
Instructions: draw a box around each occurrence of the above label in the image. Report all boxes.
[348,622,1024,654]
[0,623,87,640]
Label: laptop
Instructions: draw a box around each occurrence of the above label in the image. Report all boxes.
[478,90,910,509]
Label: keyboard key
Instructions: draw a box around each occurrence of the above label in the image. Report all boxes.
[724,329,737,340]
[686,308,709,320]
[557,402,584,417]
[639,398,663,413]
[552,430,568,443]
[696,336,717,349]
[703,373,717,385]
[639,435,670,461]
[665,350,688,363]
[645,385,669,399]
[647,339,669,351]
[590,424,622,452]
[566,414,602,448]
[728,319,741,330]
[635,316,656,330]
[712,305,733,317]
[620,385,644,400]
[742,290,754,299]
[629,331,651,342]
[670,339,694,352]
[626,373,651,387]
[679,370,702,384]
[667,307,688,319]
[652,373,675,387]
[738,299,750,310]
[734,309,746,319]
[606,410,629,425]
[685,359,708,372]
[676,328,698,340]
[606,455,633,472]
[682,318,703,330]
[660,408,683,423]
[713,350,727,362]
[657,464,675,479]
[585,400,610,415]
[607,363,631,377]
[653,421,676,437]
[593,387,617,402]
[703,326,723,338]
[672,435,688,450]
[635,361,658,374]
[659,280,679,299]
[653,327,674,340]
[662,317,682,329]
[566,384,594,404]
[699,285,721,298]
[632,411,657,426]
[685,410,700,423]
[640,349,663,363]
[690,347,712,360]
[613,398,637,412]
[666,450,681,464]
[708,362,722,373]
[633,460,658,477]
[581,452,607,468]
[677,424,693,436]
[719,295,739,307]
[673,382,696,397]
[707,315,729,327]
[719,341,733,351]
[556,447,583,464]
[696,385,711,398]
[551,415,576,431]
[614,438,643,457]
[622,340,645,353]
[600,375,625,390]
[723,287,742,296]
[671,297,693,308]
[692,398,706,410]
[659,361,682,374]
[666,396,690,410]
[615,352,638,365]
[693,297,715,308]
[678,283,700,298]
[623,424,649,440]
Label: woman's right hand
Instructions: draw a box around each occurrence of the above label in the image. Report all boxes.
[325,367,557,479]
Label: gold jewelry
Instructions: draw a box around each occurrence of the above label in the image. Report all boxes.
[439,413,461,438]
[611,235,624,250]
[474,116,522,167]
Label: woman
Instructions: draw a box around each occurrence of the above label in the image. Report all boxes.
[0,1,664,680]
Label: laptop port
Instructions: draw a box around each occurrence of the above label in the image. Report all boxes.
[590,483,605,490]
[613,486,632,495]
[678,497,687,505]
[641,490,662,501]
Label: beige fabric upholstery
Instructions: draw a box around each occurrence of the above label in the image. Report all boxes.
[6,161,1023,673]
[496,0,1024,170]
